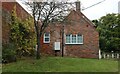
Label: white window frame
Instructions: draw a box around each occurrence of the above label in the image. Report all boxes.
[44,33,50,43]
[65,34,83,44]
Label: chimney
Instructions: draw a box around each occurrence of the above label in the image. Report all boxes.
[75,0,81,12]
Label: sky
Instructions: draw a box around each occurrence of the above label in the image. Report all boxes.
[81,0,120,20]
[17,0,120,20]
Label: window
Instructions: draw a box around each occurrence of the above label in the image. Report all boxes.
[65,34,83,44]
[72,35,76,43]
[77,34,83,43]
[44,32,50,43]
[66,34,71,43]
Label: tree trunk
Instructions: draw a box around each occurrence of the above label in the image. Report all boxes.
[36,33,40,59]
[36,32,43,59]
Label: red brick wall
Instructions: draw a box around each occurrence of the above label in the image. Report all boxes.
[2,2,30,20]
[40,10,99,58]
[64,10,99,58]
[40,23,63,56]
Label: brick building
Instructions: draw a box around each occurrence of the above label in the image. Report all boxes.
[2,1,31,44]
[40,1,99,58]
[1,1,99,58]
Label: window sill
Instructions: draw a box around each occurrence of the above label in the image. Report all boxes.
[65,43,83,45]
[44,42,50,43]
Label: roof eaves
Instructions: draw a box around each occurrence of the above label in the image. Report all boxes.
[75,11,96,27]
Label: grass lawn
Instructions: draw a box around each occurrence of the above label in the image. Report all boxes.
[2,57,118,72]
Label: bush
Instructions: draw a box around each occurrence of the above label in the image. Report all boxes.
[16,47,36,57]
[2,43,16,63]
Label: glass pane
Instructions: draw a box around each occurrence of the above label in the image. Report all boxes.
[77,35,83,43]
[66,35,71,43]
[45,38,49,42]
[72,35,76,43]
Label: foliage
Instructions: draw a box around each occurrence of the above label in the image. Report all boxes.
[10,5,36,57]
[2,57,118,72]
[92,13,120,52]
[2,43,16,63]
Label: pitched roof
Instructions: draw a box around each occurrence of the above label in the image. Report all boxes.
[80,12,96,27]
[64,10,96,27]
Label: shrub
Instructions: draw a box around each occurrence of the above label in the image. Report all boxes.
[2,43,16,63]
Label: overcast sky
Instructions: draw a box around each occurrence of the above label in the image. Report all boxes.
[81,0,120,20]
[17,0,120,20]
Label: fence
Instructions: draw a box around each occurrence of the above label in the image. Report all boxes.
[100,52,120,59]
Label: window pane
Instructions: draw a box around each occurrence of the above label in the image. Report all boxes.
[45,38,49,42]
[44,32,50,43]
[66,35,71,43]
[72,35,76,43]
[77,34,83,43]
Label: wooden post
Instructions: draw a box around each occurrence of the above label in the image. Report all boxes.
[61,25,64,57]
[107,54,109,59]
[111,51,114,58]
[117,54,119,59]
[99,49,101,59]
[112,53,114,58]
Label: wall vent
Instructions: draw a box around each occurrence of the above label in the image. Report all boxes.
[54,42,60,50]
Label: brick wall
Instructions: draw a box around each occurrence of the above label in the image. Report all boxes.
[40,23,63,56]
[2,2,30,20]
[40,10,99,58]
[64,10,99,58]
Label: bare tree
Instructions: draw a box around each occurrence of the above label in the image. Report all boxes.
[26,0,73,59]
